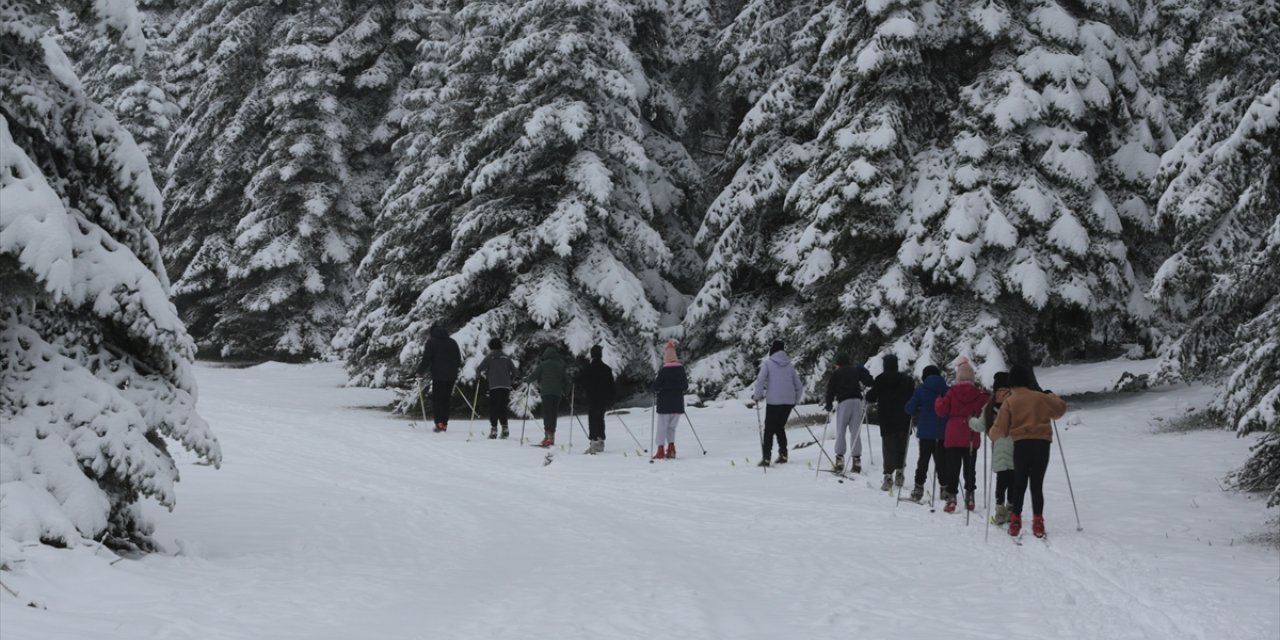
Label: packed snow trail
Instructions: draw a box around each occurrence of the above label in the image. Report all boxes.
[2,362,1276,639]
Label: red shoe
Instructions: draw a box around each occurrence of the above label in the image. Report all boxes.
[1009,514,1022,537]
[434,422,447,433]
[538,433,554,447]
[965,493,976,512]
[666,443,676,459]
[1032,515,1046,538]
[653,446,666,460]
[944,498,957,513]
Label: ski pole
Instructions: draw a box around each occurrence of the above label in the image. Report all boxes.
[609,411,646,452]
[792,407,838,469]
[815,409,831,479]
[929,462,938,513]
[864,419,875,466]
[682,413,707,455]
[985,435,995,542]
[453,382,477,419]
[469,383,481,432]
[1053,419,1083,532]
[966,441,974,527]
[568,387,575,452]
[755,402,766,474]
[572,413,591,440]
[416,379,430,427]
[520,387,530,446]
[649,394,657,459]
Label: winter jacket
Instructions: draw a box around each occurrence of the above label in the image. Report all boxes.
[865,356,913,431]
[935,381,990,449]
[904,374,949,440]
[477,351,519,390]
[577,359,616,406]
[649,364,688,414]
[824,365,874,408]
[528,347,571,397]
[417,326,462,382]
[989,387,1067,443]
[753,351,804,406]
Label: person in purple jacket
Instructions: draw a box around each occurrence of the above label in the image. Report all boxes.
[753,340,804,467]
[903,364,948,502]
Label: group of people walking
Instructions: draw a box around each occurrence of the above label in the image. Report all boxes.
[418,326,1068,537]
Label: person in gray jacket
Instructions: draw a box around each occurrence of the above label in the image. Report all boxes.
[476,338,520,439]
[752,340,804,466]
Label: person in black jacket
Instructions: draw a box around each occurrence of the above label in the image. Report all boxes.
[824,354,874,474]
[865,353,915,491]
[417,324,462,432]
[576,345,616,454]
[476,337,519,439]
[648,340,688,460]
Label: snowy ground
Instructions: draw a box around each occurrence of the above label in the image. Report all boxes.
[2,360,1277,640]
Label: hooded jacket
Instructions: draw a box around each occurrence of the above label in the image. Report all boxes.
[935,381,991,449]
[754,351,804,406]
[904,374,949,440]
[866,355,914,431]
[417,326,462,381]
[825,364,874,407]
[477,350,519,390]
[578,353,616,406]
[529,347,571,397]
[989,387,1067,443]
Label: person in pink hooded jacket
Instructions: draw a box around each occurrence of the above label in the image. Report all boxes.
[934,357,990,513]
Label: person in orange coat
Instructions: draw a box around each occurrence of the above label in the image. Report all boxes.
[989,364,1067,538]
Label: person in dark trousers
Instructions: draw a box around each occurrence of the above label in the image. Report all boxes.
[990,364,1066,538]
[903,364,948,501]
[476,337,519,439]
[865,353,914,490]
[934,357,990,513]
[753,340,804,467]
[824,354,874,474]
[648,340,689,460]
[528,346,571,447]
[577,344,616,454]
[417,324,462,432]
[976,371,1014,524]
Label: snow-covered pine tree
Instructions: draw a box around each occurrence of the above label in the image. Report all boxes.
[681,0,830,393]
[888,0,1173,373]
[1150,0,1280,506]
[343,0,701,393]
[163,0,404,360]
[1,0,220,550]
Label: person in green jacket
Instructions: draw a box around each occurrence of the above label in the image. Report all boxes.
[528,346,571,447]
[971,371,1015,524]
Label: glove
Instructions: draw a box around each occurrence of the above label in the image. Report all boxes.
[824,403,833,413]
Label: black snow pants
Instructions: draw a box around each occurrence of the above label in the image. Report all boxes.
[942,446,978,498]
[1012,439,1052,516]
[763,404,792,459]
[995,470,1013,504]
[914,438,944,487]
[880,427,909,474]
[541,395,561,435]
[488,388,510,428]
[587,402,607,441]
[432,379,455,426]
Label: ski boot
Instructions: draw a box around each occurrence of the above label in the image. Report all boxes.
[894,469,904,487]
[538,431,554,448]
[1008,513,1022,537]
[965,490,976,512]
[943,492,957,513]
[653,445,666,460]
[666,443,676,459]
[850,456,862,474]
[910,484,924,502]
[994,504,1009,525]
[757,458,771,468]
[880,475,893,492]
[833,454,845,473]
[500,426,510,439]
[433,422,447,433]
[775,452,788,464]
[1032,515,1046,538]
[489,427,498,440]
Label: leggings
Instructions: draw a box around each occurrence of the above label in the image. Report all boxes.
[995,469,1013,504]
[942,447,977,497]
[914,438,943,487]
[488,388,510,427]
[763,404,792,458]
[541,395,560,434]
[1012,439,1052,516]
[432,379,454,425]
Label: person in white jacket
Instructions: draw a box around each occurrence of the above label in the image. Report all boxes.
[753,340,804,467]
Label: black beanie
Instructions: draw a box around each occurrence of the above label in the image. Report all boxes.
[992,371,1011,391]
[922,364,941,379]
[770,340,785,355]
[835,354,850,366]
[488,337,503,350]
[590,344,603,360]
[1009,365,1034,388]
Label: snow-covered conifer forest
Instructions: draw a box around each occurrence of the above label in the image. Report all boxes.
[1,0,1278,637]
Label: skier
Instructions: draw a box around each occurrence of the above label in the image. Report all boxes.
[823,354,873,474]
[577,344,616,454]
[989,364,1067,538]
[865,353,914,490]
[416,324,462,432]
[973,371,1014,525]
[934,357,990,512]
[753,340,804,467]
[528,345,571,447]
[903,364,948,502]
[476,337,519,440]
[648,340,688,460]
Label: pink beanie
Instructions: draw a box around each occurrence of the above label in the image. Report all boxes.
[955,357,976,382]
[663,340,679,365]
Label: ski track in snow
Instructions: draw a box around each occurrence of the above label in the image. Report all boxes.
[2,362,1277,639]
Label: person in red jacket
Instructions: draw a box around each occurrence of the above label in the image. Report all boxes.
[934,357,990,513]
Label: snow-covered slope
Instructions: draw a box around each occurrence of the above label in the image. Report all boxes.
[1,361,1275,639]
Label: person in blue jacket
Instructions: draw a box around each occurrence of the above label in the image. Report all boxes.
[904,364,948,502]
